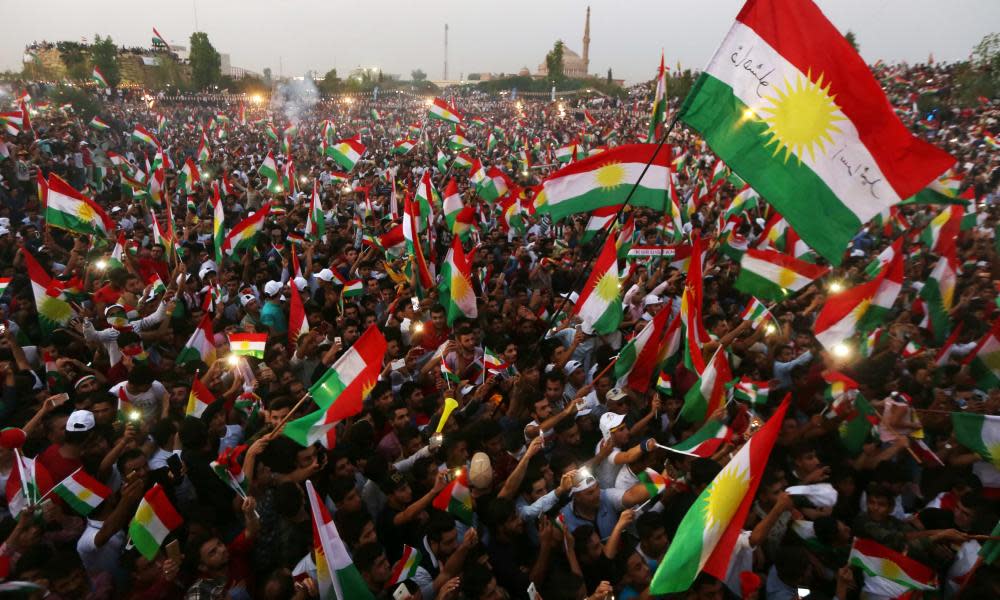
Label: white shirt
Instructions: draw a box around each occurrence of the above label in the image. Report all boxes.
[77,518,126,576]
[108,380,167,421]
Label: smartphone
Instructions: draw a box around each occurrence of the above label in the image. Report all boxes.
[165,540,182,561]
[50,393,70,408]
[391,358,406,371]
[166,454,183,479]
[410,297,420,311]
[392,584,412,600]
[334,336,342,346]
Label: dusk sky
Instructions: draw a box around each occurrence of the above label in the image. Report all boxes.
[2,0,997,83]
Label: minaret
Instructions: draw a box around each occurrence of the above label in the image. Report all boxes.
[582,6,591,76]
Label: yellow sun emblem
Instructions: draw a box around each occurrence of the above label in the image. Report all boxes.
[776,268,798,289]
[595,162,627,189]
[703,462,750,530]
[77,201,96,223]
[879,558,903,582]
[851,298,872,320]
[594,272,620,302]
[757,70,844,164]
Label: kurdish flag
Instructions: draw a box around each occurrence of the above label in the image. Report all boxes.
[573,233,622,335]
[443,178,474,240]
[92,67,109,88]
[131,125,159,147]
[306,480,375,600]
[539,144,671,222]
[656,371,673,395]
[428,97,463,124]
[679,346,732,424]
[284,325,387,448]
[258,151,281,192]
[5,451,53,518]
[651,396,790,593]
[734,248,829,302]
[731,377,769,407]
[671,417,731,458]
[0,277,10,297]
[388,545,423,587]
[964,318,1000,389]
[45,174,115,238]
[637,470,670,498]
[229,333,267,359]
[952,412,1000,468]
[89,116,110,131]
[177,313,217,366]
[432,468,474,524]
[581,205,621,244]
[288,277,310,348]
[24,250,76,337]
[680,0,953,264]
[918,239,957,344]
[212,184,225,264]
[52,469,111,516]
[152,27,168,46]
[477,167,510,202]
[438,236,477,326]
[813,271,885,351]
[856,243,904,333]
[305,181,326,242]
[222,204,271,256]
[326,136,366,172]
[849,538,936,591]
[185,375,216,418]
[392,139,416,155]
[649,53,668,141]
[614,303,672,393]
[739,297,776,331]
[129,483,183,560]
[920,204,964,254]
[342,280,363,298]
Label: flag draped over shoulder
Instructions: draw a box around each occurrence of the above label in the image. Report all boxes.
[679,0,954,264]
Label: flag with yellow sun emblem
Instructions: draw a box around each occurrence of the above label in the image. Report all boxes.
[44,173,115,238]
[651,395,790,594]
[679,0,953,264]
[538,144,672,222]
[283,325,387,449]
[734,248,829,301]
[572,233,623,335]
[438,236,477,326]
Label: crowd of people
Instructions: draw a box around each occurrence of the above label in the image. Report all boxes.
[0,54,997,600]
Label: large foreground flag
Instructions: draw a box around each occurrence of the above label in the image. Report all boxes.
[848,538,936,591]
[284,325,387,448]
[438,237,477,326]
[651,396,790,594]
[45,174,114,238]
[573,233,622,335]
[734,248,829,301]
[305,480,374,600]
[129,483,183,560]
[539,144,672,222]
[679,0,953,264]
[23,250,76,337]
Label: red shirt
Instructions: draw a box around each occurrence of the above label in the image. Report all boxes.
[418,323,451,352]
[137,258,169,284]
[93,284,123,305]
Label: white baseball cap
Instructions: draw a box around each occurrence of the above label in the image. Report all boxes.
[263,280,283,297]
[563,360,583,376]
[559,291,580,304]
[316,268,335,282]
[239,294,258,307]
[293,276,309,291]
[599,412,626,440]
[643,294,663,307]
[66,410,96,432]
[605,387,628,404]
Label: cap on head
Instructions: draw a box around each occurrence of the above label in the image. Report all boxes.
[599,411,626,440]
[66,410,96,433]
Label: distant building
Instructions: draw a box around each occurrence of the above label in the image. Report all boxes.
[536,6,591,79]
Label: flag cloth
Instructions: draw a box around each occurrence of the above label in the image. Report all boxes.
[739,297,776,331]
[211,445,249,496]
[440,358,461,384]
[177,313,217,366]
[222,204,270,256]
[392,139,416,155]
[734,248,829,302]
[813,271,884,351]
[305,480,374,600]
[51,469,111,516]
[539,144,672,222]
[432,469,474,524]
[258,151,281,192]
[614,303,672,393]
[438,237,477,326]
[581,205,621,244]
[649,53,668,140]
[5,451,53,518]
[964,318,1000,389]
[284,326,387,448]
[856,241,905,333]
[477,167,510,202]
[326,137,366,172]
[288,279,310,348]
[131,125,159,147]
[637,470,670,498]
[731,377,770,407]
[849,538,936,591]
[44,174,115,238]
[212,184,225,264]
[428,97,463,124]
[91,67,109,87]
[229,333,267,359]
[23,250,76,337]
[656,371,673,395]
[573,233,622,335]
[388,545,423,587]
[442,178,474,240]
[89,116,110,131]
[921,205,964,254]
[918,238,958,344]
[679,0,953,264]
[185,375,216,418]
[839,394,877,454]
[951,413,1000,469]
[128,483,183,560]
[670,417,731,457]
[679,347,732,424]
[650,396,790,594]
[305,181,326,242]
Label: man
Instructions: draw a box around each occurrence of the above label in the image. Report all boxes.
[259,280,287,335]
[376,402,410,462]
[108,364,167,422]
[37,409,92,483]
[184,498,260,599]
[559,470,652,541]
[414,305,451,352]
[353,543,393,596]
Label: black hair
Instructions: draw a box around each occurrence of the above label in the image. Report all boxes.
[352,542,385,575]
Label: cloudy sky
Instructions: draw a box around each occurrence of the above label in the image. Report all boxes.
[2,0,997,83]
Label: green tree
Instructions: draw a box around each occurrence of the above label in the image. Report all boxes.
[149,54,185,91]
[545,40,565,82]
[607,68,613,84]
[189,32,222,90]
[844,30,859,52]
[318,68,341,94]
[263,67,272,83]
[411,68,427,81]
[90,35,120,88]
[57,41,89,80]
